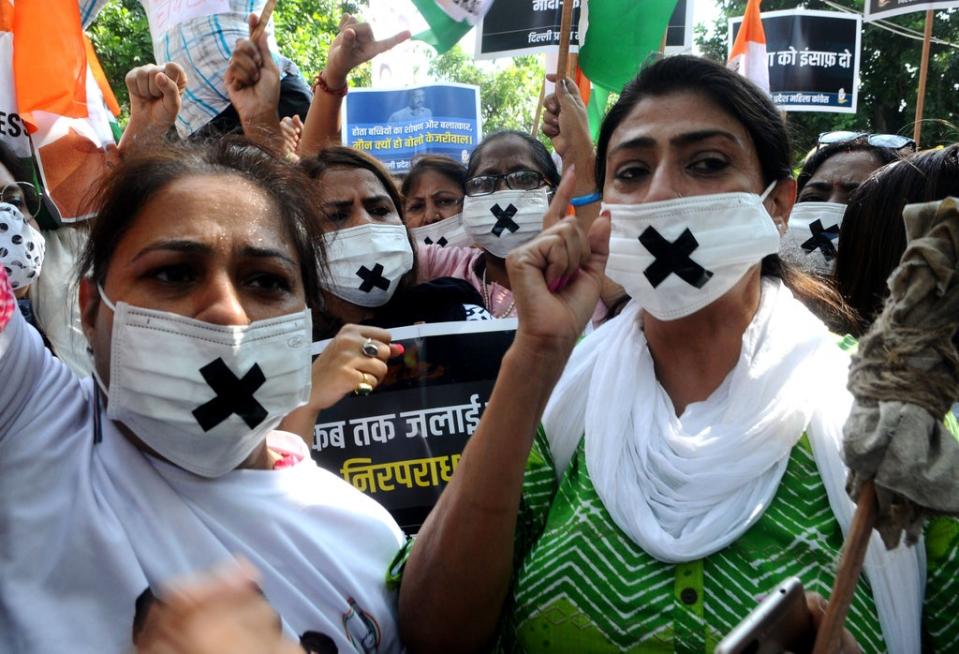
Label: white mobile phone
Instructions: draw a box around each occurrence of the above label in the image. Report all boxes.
[715,577,814,654]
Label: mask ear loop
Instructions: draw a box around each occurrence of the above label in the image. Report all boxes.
[760,180,789,237]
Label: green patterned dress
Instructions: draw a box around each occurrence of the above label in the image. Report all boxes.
[498,428,959,653]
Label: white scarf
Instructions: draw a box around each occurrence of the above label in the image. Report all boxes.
[543,280,924,653]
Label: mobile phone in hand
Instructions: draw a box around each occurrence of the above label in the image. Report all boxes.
[715,577,814,654]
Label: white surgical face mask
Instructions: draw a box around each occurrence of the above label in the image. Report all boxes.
[95,288,312,477]
[322,223,415,307]
[603,183,781,321]
[0,202,45,291]
[461,188,548,258]
[408,213,471,249]
[780,202,846,275]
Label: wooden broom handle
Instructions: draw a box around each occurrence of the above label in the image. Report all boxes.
[812,480,878,654]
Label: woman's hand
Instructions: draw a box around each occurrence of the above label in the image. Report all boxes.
[322,14,410,89]
[120,63,186,154]
[308,324,401,411]
[507,165,611,352]
[542,75,596,197]
[134,561,303,654]
[226,15,281,137]
[806,592,862,654]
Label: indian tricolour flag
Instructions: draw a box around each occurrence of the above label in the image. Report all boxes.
[4,0,119,224]
[727,0,769,93]
[411,0,495,53]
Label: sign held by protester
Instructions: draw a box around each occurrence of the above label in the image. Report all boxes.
[730,10,861,113]
[343,83,481,175]
[311,320,516,533]
[477,0,582,59]
[865,0,959,21]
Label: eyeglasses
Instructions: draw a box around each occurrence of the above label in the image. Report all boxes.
[0,181,42,216]
[817,131,917,152]
[464,170,547,197]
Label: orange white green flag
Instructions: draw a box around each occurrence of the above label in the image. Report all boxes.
[7,0,119,224]
[727,0,770,93]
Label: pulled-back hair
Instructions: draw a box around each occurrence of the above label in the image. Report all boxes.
[400,155,467,199]
[595,55,853,328]
[300,146,406,223]
[467,130,560,187]
[835,144,959,335]
[596,55,791,188]
[797,140,903,195]
[78,137,324,308]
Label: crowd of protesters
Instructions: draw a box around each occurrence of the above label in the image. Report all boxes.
[2,4,959,653]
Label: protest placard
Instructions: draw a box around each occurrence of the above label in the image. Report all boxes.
[865,0,959,21]
[477,0,582,59]
[343,83,481,175]
[730,10,861,113]
[310,320,516,532]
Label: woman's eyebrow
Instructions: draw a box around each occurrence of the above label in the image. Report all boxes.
[131,239,212,263]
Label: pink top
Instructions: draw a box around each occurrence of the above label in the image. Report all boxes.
[416,244,608,324]
[417,244,516,318]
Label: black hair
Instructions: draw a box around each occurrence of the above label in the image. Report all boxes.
[594,55,853,328]
[0,140,26,182]
[596,55,791,187]
[466,130,560,187]
[834,144,959,335]
[400,155,467,199]
[78,137,324,308]
[797,140,903,194]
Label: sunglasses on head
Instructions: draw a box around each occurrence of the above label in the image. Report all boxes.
[817,131,917,152]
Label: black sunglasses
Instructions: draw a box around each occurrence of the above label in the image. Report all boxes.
[817,131,917,152]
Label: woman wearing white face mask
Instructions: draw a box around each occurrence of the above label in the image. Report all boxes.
[0,144,45,339]
[0,139,406,652]
[398,56,959,653]
[400,155,470,248]
[780,135,909,277]
[416,131,562,319]
[278,147,491,443]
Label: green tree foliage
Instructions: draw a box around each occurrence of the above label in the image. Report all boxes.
[87,0,152,123]
[428,45,546,137]
[695,1,959,161]
[87,0,370,124]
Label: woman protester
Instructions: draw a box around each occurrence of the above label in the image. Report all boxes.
[398,56,959,652]
[0,142,46,337]
[0,138,405,652]
[780,132,911,276]
[416,78,602,319]
[401,155,471,249]
[278,146,491,441]
[834,144,959,336]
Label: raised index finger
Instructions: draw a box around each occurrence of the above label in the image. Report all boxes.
[373,30,412,56]
[542,164,577,229]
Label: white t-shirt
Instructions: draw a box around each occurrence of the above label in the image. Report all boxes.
[0,308,405,653]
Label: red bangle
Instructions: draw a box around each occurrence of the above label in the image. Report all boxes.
[313,72,348,97]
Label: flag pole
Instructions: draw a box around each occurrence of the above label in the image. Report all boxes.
[556,0,576,79]
[251,0,278,40]
[530,77,546,137]
[913,9,934,146]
